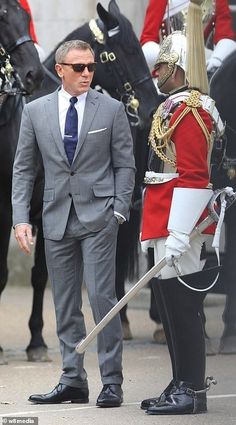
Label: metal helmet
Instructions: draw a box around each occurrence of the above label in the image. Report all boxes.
[154,31,187,89]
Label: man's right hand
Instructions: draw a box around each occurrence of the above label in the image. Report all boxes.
[14,224,34,255]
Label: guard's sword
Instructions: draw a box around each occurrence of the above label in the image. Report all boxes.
[76,188,236,354]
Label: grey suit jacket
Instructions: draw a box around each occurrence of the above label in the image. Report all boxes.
[12,88,136,240]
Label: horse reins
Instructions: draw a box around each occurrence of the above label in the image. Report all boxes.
[89,18,152,126]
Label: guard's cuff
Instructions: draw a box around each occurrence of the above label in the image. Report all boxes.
[168,188,213,235]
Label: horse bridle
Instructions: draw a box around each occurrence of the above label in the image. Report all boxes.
[0,0,33,96]
[89,18,152,127]
[0,32,33,96]
[6,34,32,53]
[0,44,15,96]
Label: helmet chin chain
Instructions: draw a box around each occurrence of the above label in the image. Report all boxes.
[157,63,175,90]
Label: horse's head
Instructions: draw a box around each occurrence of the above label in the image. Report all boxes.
[34,0,159,127]
[91,0,159,128]
[0,0,44,94]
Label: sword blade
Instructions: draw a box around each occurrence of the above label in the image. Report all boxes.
[76,214,216,354]
[77,188,236,354]
[76,257,166,354]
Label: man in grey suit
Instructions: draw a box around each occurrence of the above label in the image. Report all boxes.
[12,40,135,407]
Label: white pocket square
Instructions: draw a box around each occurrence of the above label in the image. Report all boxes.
[88,128,107,134]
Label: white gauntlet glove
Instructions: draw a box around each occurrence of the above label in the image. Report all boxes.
[206,55,222,73]
[165,231,190,267]
[207,38,236,73]
[142,41,160,72]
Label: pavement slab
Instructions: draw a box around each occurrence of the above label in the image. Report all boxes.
[0,285,235,425]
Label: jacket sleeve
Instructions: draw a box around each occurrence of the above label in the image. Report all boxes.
[12,105,39,226]
[140,0,167,45]
[170,104,213,189]
[214,0,235,44]
[111,103,136,219]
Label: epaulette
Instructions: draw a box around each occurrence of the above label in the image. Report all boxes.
[164,90,224,136]
[149,89,224,167]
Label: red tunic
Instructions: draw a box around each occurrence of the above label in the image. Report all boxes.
[141,102,214,240]
[140,0,235,46]
[19,0,38,43]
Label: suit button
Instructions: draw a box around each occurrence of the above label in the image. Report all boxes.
[69,193,72,198]
[70,172,75,176]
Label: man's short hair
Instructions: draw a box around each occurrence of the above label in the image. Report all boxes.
[55,40,95,63]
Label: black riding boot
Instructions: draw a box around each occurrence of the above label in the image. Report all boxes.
[140,277,177,410]
[147,274,208,415]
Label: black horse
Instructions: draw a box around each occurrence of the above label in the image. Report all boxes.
[0,0,44,364]
[207,50,236,354]
[30,0,159,339]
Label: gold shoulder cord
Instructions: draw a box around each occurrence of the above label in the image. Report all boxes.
[149,90,212,167]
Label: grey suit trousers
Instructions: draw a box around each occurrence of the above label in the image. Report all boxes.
[45,204,123,389]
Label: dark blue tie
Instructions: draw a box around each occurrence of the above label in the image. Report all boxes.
[63,96,78,165]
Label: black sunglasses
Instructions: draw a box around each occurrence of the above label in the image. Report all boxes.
[60,62,97,72]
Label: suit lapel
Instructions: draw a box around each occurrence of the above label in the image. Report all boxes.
[44,88,70,165]
[72,89,100,163]
[44,88,100,166]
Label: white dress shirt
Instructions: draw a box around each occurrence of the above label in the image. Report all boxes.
[58,87,87,139]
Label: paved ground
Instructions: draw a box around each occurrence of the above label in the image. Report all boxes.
[0,282,236,425]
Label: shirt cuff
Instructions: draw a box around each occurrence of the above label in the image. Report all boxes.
[13,223,32,230]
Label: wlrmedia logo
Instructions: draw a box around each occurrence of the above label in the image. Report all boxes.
[2,418,38,425]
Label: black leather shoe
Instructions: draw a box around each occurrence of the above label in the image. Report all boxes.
[146,381,207,415]
[96,384,123,407]
[28,383,89,404]
[141,380,176,410]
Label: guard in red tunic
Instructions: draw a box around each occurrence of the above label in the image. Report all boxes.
[19,0,45,61]
[140,0,223,415]
[140,0,236,75]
